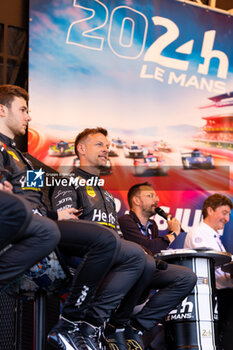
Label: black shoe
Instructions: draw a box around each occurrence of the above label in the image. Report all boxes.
[78,321,102,350]
[103,325,128,350]
[124,325,144,350]
[47,317,87,350]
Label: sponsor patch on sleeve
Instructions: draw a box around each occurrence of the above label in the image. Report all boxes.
[194,236,203,243]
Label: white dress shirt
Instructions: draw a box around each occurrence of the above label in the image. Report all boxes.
[184,222,233,289]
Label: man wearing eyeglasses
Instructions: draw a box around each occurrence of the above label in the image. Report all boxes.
[119,182,181,253]
[110,181,197,350]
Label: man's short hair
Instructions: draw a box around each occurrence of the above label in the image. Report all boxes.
[128,182,153,209]
[0,84,29,108]
[202,193,233,219]
[74,127,108,156]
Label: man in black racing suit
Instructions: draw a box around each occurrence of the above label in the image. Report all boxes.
[0,84,146,350]
[51,127,197,350]
[53,168,121,233]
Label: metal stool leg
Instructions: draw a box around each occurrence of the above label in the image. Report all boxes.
[34,292,46,350]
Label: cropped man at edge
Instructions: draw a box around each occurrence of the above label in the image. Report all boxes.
[184,193,233,350]
[0,85,146,350]
[51,127,197,350]
[0,180,60,291]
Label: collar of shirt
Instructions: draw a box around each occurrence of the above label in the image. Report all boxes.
[129,210,155,239]
[201,222,226,252]
[0,132,16,148]
[74,167,99,181]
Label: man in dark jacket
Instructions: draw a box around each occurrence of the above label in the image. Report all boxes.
[119,182,181,254]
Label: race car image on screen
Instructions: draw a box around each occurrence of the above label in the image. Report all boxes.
[153,140,172,153]
[133,154,168,176]
[112,138,126,148]
[181,149,214,169]
[48,141,75,157]
[108,142,119,157]
[124,143,148,158]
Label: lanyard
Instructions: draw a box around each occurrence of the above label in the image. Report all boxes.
[137,222,152,240]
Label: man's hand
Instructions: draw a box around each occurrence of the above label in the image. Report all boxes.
[0,180,13,193]
[166,216,181,243]
[57,208,80,221]
[167,216,181,235]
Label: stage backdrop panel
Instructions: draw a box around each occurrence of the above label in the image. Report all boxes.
[28,0,233,249]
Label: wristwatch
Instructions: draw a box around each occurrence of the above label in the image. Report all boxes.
[170,231,177,239]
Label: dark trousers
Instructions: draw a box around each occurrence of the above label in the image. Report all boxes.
[57,221,146,326]
[0,191,31,250]
[111,254,197,331]
[0,191,60,287]
[217,288,233,350]
[85,239,146,326]
[134,256,197,330]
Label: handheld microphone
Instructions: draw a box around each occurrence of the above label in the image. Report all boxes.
[155,206,185,233]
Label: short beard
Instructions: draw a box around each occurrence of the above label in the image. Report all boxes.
[143,207,156,218]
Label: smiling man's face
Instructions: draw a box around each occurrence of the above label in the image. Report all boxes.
[207,205,231,231]
[79,132,109,173]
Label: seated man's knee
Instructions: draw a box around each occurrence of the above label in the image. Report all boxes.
[145,255,156,275]
[33,216,61,248]
[46,219,61,246]
[126,240,147,266]
[138,255,156,288]
[93,225,120,254]
[181,266,197,289]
